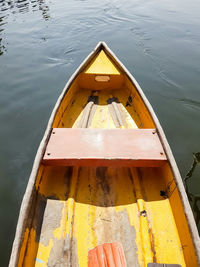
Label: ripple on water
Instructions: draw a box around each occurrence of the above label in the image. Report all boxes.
[179,98,200,111]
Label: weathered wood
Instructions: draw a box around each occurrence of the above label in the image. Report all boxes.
[42,128,167,167]
[147,264,181,267]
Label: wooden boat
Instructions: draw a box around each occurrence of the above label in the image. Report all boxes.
[9,42,200,267]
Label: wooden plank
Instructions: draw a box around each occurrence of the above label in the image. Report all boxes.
[42,128,167,167]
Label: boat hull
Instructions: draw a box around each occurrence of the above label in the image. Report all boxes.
[9,42,200,267]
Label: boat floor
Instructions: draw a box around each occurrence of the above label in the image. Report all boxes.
[21,89,187,267]
[56,88,142,129]
[22,165,186,267]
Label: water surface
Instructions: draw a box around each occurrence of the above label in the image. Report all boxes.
[1,0,200,265]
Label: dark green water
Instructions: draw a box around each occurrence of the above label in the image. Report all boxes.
[0,0,200,265]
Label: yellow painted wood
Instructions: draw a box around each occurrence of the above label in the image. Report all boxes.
[84,50,121,75]
[52,79,80,128]
[78,73,124,90]
[22,229,38,266]
[130,168,154,265]
[35,240,53,267]
[139,168,186,266]
[115,87,142,128]
[161,164,198,266]
[17,229,29,267]
[125,78,155,128]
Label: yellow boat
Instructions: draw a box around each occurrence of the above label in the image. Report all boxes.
[9,42,200,267]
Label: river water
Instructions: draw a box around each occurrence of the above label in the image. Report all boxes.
[0,0,200,265]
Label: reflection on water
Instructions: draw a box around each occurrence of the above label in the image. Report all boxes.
[0,15,6,55]
[0,0,50,19]
[0,0,50,55]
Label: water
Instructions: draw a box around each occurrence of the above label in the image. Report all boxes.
[0,0,200,265]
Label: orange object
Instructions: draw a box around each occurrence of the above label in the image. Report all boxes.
[88,242,126,267]
[42,128,166,167]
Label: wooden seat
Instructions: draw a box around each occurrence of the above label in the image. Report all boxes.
[42,128,167,167]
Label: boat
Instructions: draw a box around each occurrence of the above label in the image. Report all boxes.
[9,42,200,267]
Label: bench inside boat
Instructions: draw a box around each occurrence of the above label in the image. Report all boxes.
[42,128,167,167]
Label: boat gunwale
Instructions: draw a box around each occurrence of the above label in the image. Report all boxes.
[9,42,200,267]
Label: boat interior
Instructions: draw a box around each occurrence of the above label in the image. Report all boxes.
[17,48,198,266]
